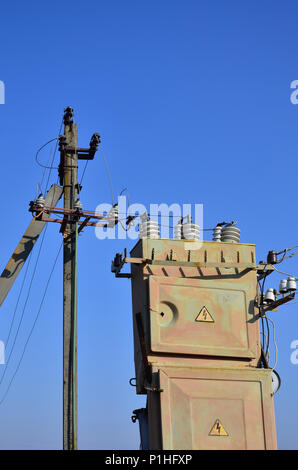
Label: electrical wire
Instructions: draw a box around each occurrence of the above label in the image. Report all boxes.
[35,119,63,195]
[119,188,131,211]
[264,314,270,359]
[258,270,271,360]
[44,120,63,193]
[260,331,270,364]
[79,160,89,186]
[0,224,48,390]
[278,251,298,262]
[35,182,43,201]
[99,144,114,205]
[276,245,298,263]
[1,122,62,399]
[260,268,270,359]
[35,138,59,170]
[4,251,33,350]
[258,280,265,351]
[79,144,115,207]
[277,245,298,255]
[0,242,62,406]
[115,211,204,219]
[118,219,130,232]
[265,315,278,370]
[40,140,57,195]
[273,266,298,279]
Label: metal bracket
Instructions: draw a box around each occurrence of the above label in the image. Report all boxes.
[260,292,295,313]
[58,133,101,185]
[112,252,275,275]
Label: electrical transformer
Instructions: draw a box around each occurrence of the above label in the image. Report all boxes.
[116,238,277,450]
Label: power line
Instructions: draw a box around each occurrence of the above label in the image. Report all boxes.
[79,144,115,206]
[265,315,278,370]
[35,138,59,170]
[79,160,89,186]
[0,242,62,406]
[40,140,57,195]
[277,245,298,255]
[99,144,114,205]
[4,251,33,350]
[35,120,64,196]
[278,251,298,262]
[273,266,298,279]
[44,120,63,194]
[0,225,49,390]
[260,331,270,364]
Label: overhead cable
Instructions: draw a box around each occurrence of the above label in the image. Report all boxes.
[0,242,62,406]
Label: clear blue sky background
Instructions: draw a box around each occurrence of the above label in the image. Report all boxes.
[0,0,297,450]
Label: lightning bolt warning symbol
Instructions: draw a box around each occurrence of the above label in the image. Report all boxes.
[195,306,214,323]
[209,419,229,436]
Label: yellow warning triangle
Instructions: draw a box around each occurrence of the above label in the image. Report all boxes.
[209,419,229,436]
[195,306,214,323]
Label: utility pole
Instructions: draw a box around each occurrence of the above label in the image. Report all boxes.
[57,107,101,450]
[62,107,78,450]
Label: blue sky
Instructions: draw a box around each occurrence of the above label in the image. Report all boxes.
[0,0,298,450]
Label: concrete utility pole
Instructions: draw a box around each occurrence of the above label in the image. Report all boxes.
[62,107,78,450]
[57,107,101,450]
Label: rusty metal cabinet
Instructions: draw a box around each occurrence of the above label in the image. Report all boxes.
[148,366,277,450]
[127,239,276,449]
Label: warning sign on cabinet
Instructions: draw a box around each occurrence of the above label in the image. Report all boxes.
[209,419,229,436]
[195,306,214,323]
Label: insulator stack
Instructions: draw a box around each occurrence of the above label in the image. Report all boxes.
[74,198,82,210]
[287,277,297,292]
[279,279,288,294]
[36,194,45,208]
[107,204,119,227]
[139,213,160,239]
[264,288,275,303]
[212,226,222,242]
[182,221,200,240]
[173,218,200,240]
[221,223,240,243]
[174,222,182,240]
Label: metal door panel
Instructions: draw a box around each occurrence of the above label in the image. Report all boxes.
[154,367,276,450]
[149,276,258,358]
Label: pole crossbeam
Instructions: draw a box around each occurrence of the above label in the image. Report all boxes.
[29,206,118,233]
